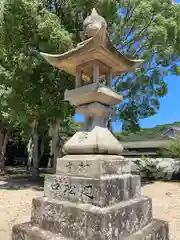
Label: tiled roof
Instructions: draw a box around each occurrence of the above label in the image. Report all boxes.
[122,140,169,149]
[162,126,180,136]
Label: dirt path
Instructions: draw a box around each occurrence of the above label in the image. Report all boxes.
[142,181,180,240]
[0,180,179,240]
[0,179,43,240]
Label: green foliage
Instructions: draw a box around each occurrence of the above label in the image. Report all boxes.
[163,136,180,159]
[0,0,180,137]
[0,0,75,138]
[135,155,165,180]
[43,0,180,132]
[116,121,180,141]
[111,0,180,132]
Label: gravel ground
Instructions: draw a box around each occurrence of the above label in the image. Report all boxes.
[0,180,179,240]
[142,181,180,240]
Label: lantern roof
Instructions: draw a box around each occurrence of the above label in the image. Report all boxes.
[40,9,143,81]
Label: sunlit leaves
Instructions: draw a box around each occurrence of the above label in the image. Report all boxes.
[108,0,180,132]
[171,64,180,76]
[0,0,75,137]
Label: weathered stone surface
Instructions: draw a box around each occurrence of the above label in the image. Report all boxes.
[126,219,169,240]
[56,154,130,177]
[64,83,123,106]
[31,198,42,225]
[76,102,113,117]
[12,222,70,240]
[12,219,169,240]
[63,126,123,155]
[44,174,141,206]
[31,196,152,240]
[83,8,107,38]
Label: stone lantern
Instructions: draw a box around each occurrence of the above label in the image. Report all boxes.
[40,8,143,155]
[12,8,169,240]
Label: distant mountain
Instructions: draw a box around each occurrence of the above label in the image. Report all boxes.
[115,122,180,142]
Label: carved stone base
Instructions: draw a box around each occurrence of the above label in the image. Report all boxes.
[12,219,169,240]
[30,196,152,238]
[44,174,141,206]
[56,154,130,177]
[12,154,169,240]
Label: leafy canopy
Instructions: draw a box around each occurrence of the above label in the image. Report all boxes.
[0,0,75,136]
[0,0,180,134]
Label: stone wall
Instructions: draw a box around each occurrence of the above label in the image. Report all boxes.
[128,157,180,180]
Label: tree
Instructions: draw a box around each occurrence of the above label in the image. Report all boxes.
[44,0,180,132]
[111,0,180,132]
[0,0,75,179]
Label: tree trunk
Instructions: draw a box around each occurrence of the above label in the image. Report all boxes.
[51,119,64,173]
[31,121,40,181]
[27,137,33,171]
[0,130,8,173]
[0,131,4,170]
[1,133,8,163]
[39,138,45,160]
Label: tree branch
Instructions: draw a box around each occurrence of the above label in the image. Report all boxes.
[123,25,135,42]
[121,2,139,32]
[131,39,149,56]
[147,63,161,72]
[122,14,155,50]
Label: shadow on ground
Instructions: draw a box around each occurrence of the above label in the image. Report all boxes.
[0,167,44,191]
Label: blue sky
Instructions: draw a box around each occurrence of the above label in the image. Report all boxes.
[140,75,180,128]
[173,0,180,3]
[112,75,180,132]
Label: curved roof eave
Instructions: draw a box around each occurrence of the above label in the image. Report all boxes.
[40,27,143,69]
